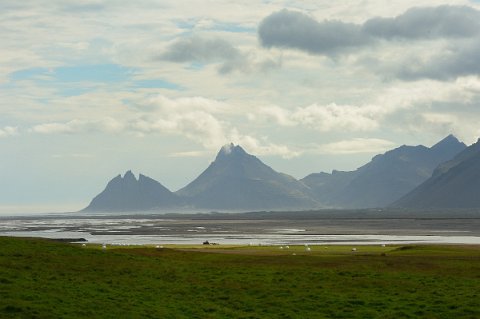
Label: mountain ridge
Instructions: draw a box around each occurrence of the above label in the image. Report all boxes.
[82,135,472,212]
[301,135,466,208]
[392,138,480,208]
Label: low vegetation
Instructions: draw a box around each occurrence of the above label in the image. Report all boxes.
[0,237,479,318]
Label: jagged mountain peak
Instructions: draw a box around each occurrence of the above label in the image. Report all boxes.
[123,170,137,181]
[82,171,180,212]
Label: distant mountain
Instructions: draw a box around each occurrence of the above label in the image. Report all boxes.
[176,143,320,210]
[83,170,181,212]
[301,135,466,208]
[393,138,480,208]
[300,170,357,205]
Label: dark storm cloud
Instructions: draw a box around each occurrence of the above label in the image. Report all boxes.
[258,6,480,55]
[363,6,480,39]
[258,9,371,55]
[259,6,480,80]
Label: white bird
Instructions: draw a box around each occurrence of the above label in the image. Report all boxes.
[280,246,284,249]
[81,243,86,247]
[306,247,311,252]
[352,248,357,252]
[286,245,290,249]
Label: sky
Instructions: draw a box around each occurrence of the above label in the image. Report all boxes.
[2,0,480,213]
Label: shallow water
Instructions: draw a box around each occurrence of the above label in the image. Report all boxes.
[1,214,480,245]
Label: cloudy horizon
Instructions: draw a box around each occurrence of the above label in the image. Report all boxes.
[2,0,480,212]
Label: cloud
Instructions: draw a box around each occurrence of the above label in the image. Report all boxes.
[161,36,240,63]
[258,10,371,55]
[251,103,382,132]
[291,103,380,132]
[394,37,480,80]
[316,138,395,155]
[168,151,208,158]
[228,130,301,158]
[132,111,228,148]
[27,93,298,158]
[363,5,480,39]
[258,6,480,57]
[0,126,18,137]
[159,35,281,74]
[160,36,247,74]
[31,118,124,134]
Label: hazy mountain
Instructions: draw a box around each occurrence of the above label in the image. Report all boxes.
[301,135,466,208]
[393,138,480,208]
[83,170,181,212]
[176,143,320,210]
[300,170,357,205]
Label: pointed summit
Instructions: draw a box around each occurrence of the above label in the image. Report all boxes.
[430,134,465,152]
[215,143,247,161]
[177,144,319,210]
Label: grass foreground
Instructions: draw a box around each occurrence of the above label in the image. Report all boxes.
[0,237,479,318]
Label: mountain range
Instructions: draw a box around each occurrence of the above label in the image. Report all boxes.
[301,135,466,208]
[393,138,480,209]
[82,135,473,212]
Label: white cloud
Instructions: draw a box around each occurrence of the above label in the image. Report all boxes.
[292,103,380,132]
[0,126,18,138]
[251,102,382,132]
[168,151,208,158]
[31,118,124,134]
[315,138,396,154]
[228,130,301,158]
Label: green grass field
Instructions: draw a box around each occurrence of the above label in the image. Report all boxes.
[0,237,479,318]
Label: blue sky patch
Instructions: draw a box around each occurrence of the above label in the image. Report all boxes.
[54,64,134,83]
[9,64,135,84]
[175,19,255,33]
[211,23,255,33]
[10,67,52,81]
[133,79,183,90]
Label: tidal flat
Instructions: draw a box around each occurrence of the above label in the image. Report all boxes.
[0,236,479,318]
[1,211,480,245]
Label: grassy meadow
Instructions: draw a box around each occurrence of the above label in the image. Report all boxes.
[0,236,479,318]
